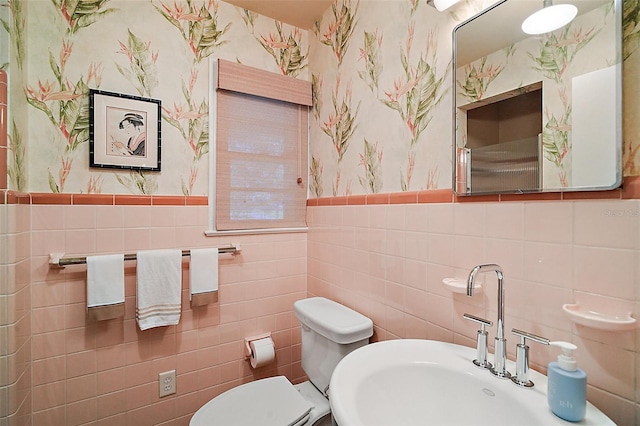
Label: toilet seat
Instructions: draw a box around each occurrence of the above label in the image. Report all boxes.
[190,376,314,426]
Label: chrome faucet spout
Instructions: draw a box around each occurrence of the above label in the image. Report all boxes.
[467,263,510,379]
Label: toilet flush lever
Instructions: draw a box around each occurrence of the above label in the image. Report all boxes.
[463,313,493,369]
[511,329,550,388]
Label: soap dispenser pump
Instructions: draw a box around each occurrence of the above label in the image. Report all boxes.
[547,341,587,422]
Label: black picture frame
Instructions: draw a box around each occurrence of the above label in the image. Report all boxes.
[89,89,161,171]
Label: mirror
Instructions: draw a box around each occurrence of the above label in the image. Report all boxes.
[453,0,622,195]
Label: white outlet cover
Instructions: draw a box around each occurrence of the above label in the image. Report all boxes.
[159,370,176,397]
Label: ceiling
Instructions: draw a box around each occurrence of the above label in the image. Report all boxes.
[224,0,333,29]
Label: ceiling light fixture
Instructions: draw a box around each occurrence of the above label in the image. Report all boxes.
[433,0,461,12]
[522,0,578,35]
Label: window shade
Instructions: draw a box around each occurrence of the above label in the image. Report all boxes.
[215,59,312,106]
[211,59,310,232]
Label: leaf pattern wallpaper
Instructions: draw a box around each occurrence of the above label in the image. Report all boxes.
[310,0,640,196]
[2,0,640,196]
[4,0,308,195]
[310,0,455,196]
[2,0,27,193]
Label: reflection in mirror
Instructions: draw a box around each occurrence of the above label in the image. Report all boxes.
[453,0,622,195]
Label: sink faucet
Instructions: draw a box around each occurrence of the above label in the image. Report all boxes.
[467,264,511,379]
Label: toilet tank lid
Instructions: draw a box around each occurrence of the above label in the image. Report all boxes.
[294,297,373,344]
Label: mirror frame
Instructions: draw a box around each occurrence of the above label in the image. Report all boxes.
[452,0,623,196]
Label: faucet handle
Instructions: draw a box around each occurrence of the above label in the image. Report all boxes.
[464,313,493,369]
[463,313,493,328]
[511,329,550,387]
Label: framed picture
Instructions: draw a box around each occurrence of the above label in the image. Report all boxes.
[89,89,161,171]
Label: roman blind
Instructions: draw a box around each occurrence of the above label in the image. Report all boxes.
[209,59,311,233]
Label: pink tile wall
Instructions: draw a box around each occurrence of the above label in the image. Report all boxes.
[307,199,640,426]
[0,197,32,425]
[6,187,640,425]
[29,203,306,425]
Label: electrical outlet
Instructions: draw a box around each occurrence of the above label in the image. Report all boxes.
[158,370,176,397]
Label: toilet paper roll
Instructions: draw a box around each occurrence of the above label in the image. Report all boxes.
[249,337,275,368]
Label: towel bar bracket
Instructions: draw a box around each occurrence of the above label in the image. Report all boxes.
[49,245,241,269]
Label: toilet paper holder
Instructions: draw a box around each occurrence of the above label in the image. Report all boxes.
[244,333,272,359]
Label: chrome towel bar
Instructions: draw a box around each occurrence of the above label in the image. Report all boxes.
[49,245,240,268]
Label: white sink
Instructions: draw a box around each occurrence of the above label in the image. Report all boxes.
[329,339,614,426]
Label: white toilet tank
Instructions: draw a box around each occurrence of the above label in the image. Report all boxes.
[293,297,373,396]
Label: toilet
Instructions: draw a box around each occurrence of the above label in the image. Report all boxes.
[190,297,374,426]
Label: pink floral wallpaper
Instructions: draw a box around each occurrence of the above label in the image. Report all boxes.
[4,0,308,195]
[308,0,640,197]
[309,0,454,197]
[3,0,640,197]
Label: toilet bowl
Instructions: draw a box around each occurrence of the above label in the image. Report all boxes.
[190,297,373,426]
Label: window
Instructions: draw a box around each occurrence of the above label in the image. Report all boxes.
[207,59,311,234]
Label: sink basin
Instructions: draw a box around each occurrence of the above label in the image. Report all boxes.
[329,339,614,426]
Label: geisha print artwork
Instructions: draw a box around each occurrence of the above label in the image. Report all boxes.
[89,89,161,171]
[109,110,147,157]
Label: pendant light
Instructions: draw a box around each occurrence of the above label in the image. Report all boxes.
[522,0,578,35]
[433,0,461,12]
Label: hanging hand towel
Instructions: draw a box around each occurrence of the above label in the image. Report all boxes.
[136,249,182,330]
[86,254,125,321]
[189,248,219,306]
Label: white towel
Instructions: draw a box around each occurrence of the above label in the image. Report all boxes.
[86,254,125,321]
[189,248,219,306]
[136,249,182,330]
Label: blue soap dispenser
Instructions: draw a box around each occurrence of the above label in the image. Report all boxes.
[547,341,587,422]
